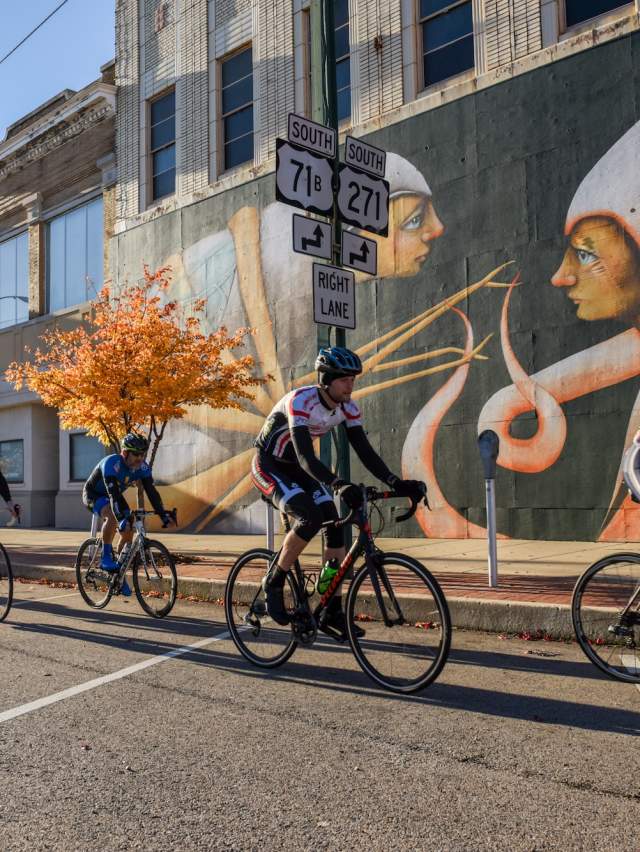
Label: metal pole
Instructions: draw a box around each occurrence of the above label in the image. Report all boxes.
[485,479,498,588]
[266,502,275,552]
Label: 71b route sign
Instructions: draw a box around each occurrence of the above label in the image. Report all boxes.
[275,138,333,217]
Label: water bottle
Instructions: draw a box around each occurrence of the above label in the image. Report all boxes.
[316,557,340,595]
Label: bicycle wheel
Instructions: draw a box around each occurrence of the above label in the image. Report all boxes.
[132,539,177,618]
[0,542,13,622]
[224,548,298,668]
[75,538,114,609]
[345,553,451,694]
[572,553,640,683]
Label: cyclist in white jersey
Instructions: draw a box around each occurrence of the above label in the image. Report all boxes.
[252,346,426,635]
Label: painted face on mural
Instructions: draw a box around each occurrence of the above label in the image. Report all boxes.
[373,194,444,279]
[551,216,640,323]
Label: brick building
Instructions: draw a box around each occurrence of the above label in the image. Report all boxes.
[0,63,116,527]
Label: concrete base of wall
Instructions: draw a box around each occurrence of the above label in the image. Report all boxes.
[55,491,89,530]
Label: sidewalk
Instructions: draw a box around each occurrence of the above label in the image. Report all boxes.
[2,527,631,637]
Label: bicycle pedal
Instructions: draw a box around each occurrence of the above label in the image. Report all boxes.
[318,623,348,643]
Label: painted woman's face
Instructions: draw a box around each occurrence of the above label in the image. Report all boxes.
[551,216,640,323]
[375,195,444,279]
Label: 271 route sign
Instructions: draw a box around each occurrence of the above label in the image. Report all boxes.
[276,138,334,217]
[337,163,389,236]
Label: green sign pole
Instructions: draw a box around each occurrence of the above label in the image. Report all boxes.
[310,0,352,547]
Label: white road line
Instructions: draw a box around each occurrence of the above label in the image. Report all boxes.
[13,591,78,605]
[0,629,230,724]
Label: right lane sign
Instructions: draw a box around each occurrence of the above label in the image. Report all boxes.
[312,262,356,329]
[341,230,377,276]
[337,163,389,236]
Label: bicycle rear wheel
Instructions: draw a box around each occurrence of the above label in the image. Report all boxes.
[572,553,640,683]
[224,548,298,668]
[75,538,114,609]
[345,553,451,694]
[132,539,177,618]
[0,542,13,622]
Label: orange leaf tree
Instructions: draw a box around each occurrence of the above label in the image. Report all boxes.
[6,266,267,469]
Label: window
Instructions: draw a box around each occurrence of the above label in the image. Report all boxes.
[70,432,104,482]
[221,46,254,171]
[0,232,28,329]
[150,89,176,201]
[334,0,351,123]
[47,196,103,312]
[419,0,474,89]
[565,0,629,28]
[0,440,23,483]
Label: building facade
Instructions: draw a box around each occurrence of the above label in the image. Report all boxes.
[0,63,116,527]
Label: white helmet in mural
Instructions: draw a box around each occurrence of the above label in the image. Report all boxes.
[565,119,640,247]
[384,151,432,201]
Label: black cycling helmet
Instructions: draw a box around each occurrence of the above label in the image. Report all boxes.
[315,346,363,386]
[122,432,149,454]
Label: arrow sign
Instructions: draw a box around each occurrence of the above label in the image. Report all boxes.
[341,230,377,276]
[276,138,334,216]
[292,214,333,260]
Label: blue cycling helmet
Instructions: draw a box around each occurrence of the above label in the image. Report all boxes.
[122,432,149,453]
[315,346,363,386]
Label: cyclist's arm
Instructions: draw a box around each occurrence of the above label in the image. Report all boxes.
[103,476,131,521]
[141,475,166,516]
[0,469,11,503]
[346,425,396,485]
[290,425,337,487]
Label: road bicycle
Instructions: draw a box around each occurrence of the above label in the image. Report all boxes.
[75,508,178,618]
[0,504,19,623]
[225,486,451,694]
[572,553,640,683]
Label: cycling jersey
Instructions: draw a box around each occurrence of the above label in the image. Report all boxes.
[254,385,394,488]
[83,454,164,520]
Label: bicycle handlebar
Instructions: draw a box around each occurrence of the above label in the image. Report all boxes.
[132,507,178,528]
[332,486,428,528]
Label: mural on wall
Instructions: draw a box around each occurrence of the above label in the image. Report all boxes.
[115,34,640,541]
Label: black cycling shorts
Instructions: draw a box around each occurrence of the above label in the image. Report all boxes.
[251,453,342,547]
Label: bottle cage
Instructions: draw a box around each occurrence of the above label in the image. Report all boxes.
[622,436,640,502]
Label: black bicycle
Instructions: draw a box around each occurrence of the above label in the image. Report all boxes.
[225,486,451,694]
[572,552,640,683]
[75,508,178,618]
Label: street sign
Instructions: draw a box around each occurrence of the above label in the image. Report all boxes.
[341,230,377,276]
[337,163,389,236]
[292,214,333,260]
[312,262,356,330]
[276,139,334,216]
[344,135,386,179]
[288,113,337,159]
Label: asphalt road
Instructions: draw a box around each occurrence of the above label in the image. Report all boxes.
[0,580,638,851]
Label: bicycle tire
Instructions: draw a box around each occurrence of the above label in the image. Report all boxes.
[0,542,13,622]
[132,539,177,618]
[572,552,640,683]
[75,538,114,609]
[224,548,298,668]
[345,552,451,694]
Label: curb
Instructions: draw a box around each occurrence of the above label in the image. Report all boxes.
[13,563,575,639]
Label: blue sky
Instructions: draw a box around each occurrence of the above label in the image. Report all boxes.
[0,0,115,139]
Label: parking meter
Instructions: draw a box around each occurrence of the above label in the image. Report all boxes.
[477,430,499,587]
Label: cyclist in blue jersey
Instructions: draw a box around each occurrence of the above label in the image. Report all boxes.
[82,433,176,594]
[252,346,426,636]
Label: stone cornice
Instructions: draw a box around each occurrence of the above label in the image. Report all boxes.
[0,83,116,180]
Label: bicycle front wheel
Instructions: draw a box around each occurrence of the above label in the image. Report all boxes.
[572,553,640,683]
[132,540,177,618]
[75,538,113,609]
[0,542,13,622]
[345,553,451,694]
[224,548,298,668]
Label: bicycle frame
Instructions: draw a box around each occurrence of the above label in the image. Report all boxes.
[88,510,150,589]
